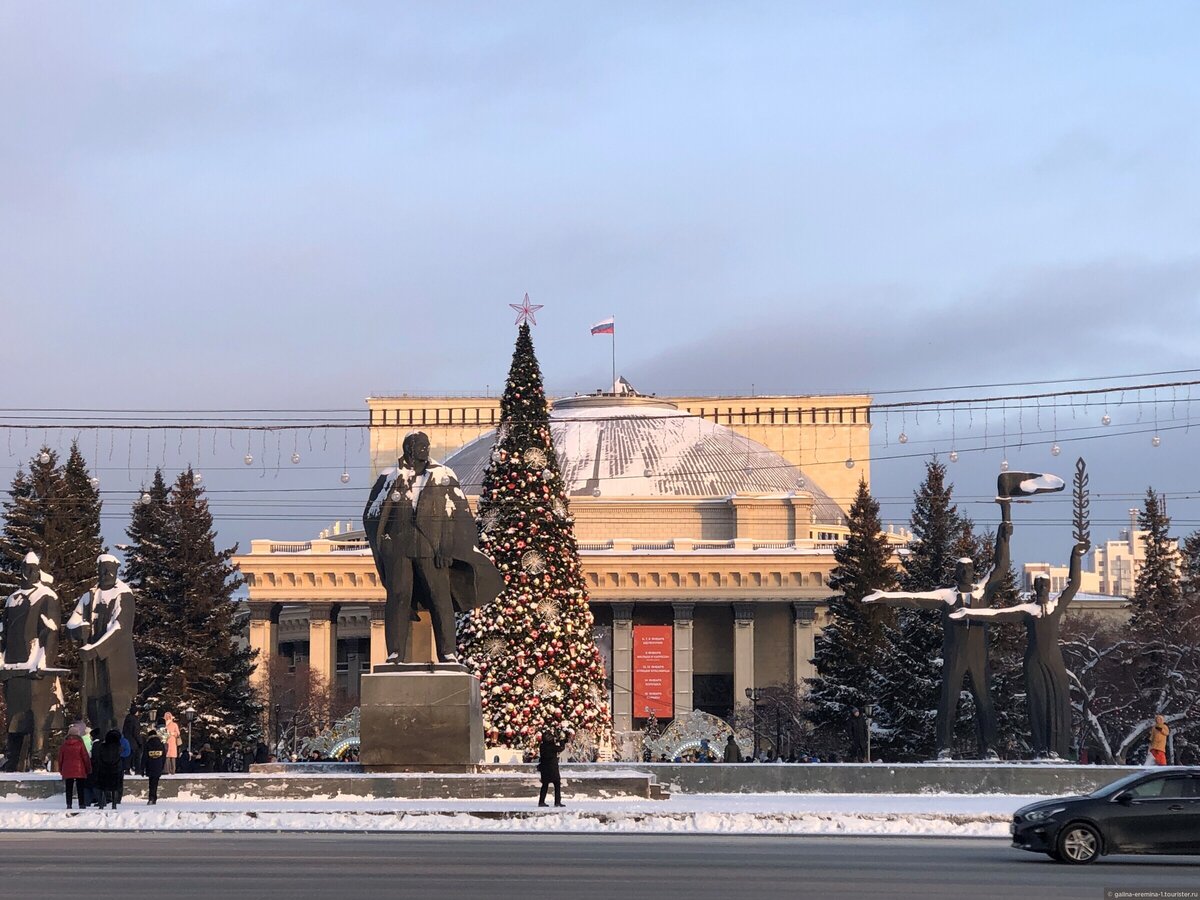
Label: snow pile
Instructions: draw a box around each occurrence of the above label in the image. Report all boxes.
[0,792,1034,835]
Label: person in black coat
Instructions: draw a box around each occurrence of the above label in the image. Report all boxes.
[253,742,270,765]
[196,743,217,773]
[94,730,124,809]
[537,733,565,808]
[141,733,166,805]
[121,705,143,776]
[848,708,869,763]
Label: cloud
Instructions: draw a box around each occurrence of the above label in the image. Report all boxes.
[620,256,1200,396]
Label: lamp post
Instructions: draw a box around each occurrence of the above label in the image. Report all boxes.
[184,705,196,754]
[744,687,762,759]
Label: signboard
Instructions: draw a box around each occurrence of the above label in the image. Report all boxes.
[633,625,674,719]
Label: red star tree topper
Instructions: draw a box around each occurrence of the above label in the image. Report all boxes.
[457,323,612,749]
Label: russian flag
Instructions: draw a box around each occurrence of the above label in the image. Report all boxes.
[590,317,615,335]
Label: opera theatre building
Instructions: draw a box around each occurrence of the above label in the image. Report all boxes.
[236,385,903,745]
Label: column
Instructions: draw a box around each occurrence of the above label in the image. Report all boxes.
[732,602,756,709]
[792,601,819,686]
[611,603,634,734]
[248,603,279,693]
[672,602,694,718]
[308,602,339,689]
[368,603,388,670]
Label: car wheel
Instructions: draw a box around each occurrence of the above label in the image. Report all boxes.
[1056,823,1101,865]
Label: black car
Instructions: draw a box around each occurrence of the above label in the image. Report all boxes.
[1012,768,1200,864]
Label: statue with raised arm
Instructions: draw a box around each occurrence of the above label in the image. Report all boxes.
[0,552,66,770]
[950,463,1089,760]
[864,505,1012,760]
[67,554,138,735]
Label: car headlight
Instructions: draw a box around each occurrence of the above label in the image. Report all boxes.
[1023,807,1066,823]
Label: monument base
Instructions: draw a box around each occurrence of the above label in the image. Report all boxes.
[359,670,485,772]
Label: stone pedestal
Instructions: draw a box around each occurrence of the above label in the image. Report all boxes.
[359,670,485,771]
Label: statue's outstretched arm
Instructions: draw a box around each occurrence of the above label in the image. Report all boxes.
[1055,542,1090,610]
[980,501,1013,603]
[861,589,950,610]
[949,605,1026,624]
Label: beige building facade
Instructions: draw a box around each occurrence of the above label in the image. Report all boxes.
[239,389,892,741]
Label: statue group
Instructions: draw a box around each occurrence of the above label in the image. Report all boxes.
[0,552,138,771]
[865,465,1090,761]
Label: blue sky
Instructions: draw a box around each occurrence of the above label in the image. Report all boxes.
[1,3,1197,565]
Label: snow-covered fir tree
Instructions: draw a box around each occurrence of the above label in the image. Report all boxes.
[124,469,260,742]
[457,323,611,748]
[0,445,104,711]
[877,459,967,760]
[123,469,175,713]
[807,478,898,746]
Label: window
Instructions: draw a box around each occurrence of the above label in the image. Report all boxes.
[1128,776,1188,799]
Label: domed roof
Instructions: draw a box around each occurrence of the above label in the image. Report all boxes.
[443,394,842,519]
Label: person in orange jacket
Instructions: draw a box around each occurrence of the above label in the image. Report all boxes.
[1149,715,1170,765]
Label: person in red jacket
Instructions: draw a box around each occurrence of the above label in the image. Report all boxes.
[57,729,92,809]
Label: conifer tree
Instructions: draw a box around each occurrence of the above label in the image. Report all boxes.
[0,448,64,594]
[458,323,611,748]
[0,445,104,712]
[1131,488,1182,629]
[807,478,898,742]
[123,469,175,713]
[126,469,260,742]
[877,459,967,760]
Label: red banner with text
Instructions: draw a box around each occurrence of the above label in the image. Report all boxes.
[633,625,674,719]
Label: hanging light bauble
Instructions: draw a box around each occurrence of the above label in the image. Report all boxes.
[291,452,301,464]
[1152,434,1162,448]
[1000,459,1009,472]
[1051,443,1061,456]
[139,492,152,505]
[38,451,50,465]
[844,458,855,469]
[949,450,959,463]
[193,472,203,485]
[897,432,908,444]
[1101,413,1112,426]
[244,454,254,465]
[88,476,100,490]
[340,471,351,484]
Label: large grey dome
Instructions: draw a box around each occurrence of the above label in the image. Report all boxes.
[443,394,842,520]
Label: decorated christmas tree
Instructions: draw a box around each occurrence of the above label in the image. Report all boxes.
[458,321,611,748]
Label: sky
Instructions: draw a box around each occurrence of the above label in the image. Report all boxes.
[1,2,1198,571]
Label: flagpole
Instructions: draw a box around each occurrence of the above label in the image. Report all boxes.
[611,315,616,392]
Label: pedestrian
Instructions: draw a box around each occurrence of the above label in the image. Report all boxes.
[85,728,103,808]
[121,704,143,776]
[197,743,216,773]
[163,712,180,775]
[57,726,91,810]
[94,730,124,809]
[118,731,132,803]
[723,734,740,763]
[142,733,166,805]
[253,741,270,765]
[849,707,868,763]
[1149,715,1170,766]
[536,731,565,808]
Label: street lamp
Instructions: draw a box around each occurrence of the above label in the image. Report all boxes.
[184,705,196,754]
[745,687,762,759]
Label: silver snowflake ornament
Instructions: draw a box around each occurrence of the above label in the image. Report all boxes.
[521,551,546,574]
[525,447,548,469]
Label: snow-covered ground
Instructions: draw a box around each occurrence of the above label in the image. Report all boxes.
[0,791,1043,835]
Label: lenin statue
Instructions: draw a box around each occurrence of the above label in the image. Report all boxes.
[67,554,138,735]
[363,431,503,665]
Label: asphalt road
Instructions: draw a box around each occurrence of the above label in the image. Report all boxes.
[3,832,1199,899]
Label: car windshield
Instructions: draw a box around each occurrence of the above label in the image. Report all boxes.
[1090,772,1155,798]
